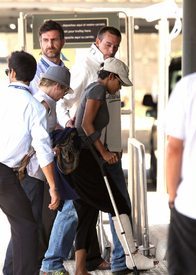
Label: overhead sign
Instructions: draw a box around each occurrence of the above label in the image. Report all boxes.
[58,18,107,44]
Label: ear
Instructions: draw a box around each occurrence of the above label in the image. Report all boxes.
[10,68,16,79]
[56,83,61,90]
[61,39,66,49]
[95,37,100,48]
[39,37,42,48]
[108,72,115,81]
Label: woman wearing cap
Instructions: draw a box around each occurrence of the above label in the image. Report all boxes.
[72,57,158,275]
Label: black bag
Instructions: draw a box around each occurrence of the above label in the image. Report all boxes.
[53,127,82,175]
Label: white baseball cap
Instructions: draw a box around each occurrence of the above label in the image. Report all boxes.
[101,57,133,87]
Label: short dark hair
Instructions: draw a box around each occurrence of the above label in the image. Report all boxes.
[97,26,121,42]
[38,20,64,41]
[8,51,37,82]
[97,70,119,80]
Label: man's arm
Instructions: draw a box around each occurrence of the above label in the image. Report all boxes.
[42,162,60,210]
[56,66,90,128]
[166,135,184,205]
[31,103,60,210]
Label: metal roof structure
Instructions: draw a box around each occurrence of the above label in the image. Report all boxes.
[0,0,182,32]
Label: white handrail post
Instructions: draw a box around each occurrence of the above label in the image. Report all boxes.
[128,138,154,256]
[18,12,26,51]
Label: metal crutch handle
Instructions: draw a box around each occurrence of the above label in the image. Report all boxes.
[83,131,107,176]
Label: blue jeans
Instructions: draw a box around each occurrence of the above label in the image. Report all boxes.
[3,174,44,275]
[41,200,78,272]
[105,154,132,272]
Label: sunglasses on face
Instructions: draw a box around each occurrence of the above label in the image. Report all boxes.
[5,68,12,76]
[63,87,69,96]
[115,75,124,86]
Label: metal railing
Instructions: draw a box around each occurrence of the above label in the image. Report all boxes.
[128,137,154,256]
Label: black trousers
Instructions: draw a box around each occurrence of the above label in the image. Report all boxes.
[85,228,103,270]
[0,163,38,275]
[73,149,131,252]
[168,208,196,275]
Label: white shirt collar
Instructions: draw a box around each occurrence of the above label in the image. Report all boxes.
[89,43,105,64]
[9,81,30,91]
[41,55,65,68]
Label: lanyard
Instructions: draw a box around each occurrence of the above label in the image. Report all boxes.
[9,85,30,93]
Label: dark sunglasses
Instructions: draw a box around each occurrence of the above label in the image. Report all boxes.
[5,68,12,76]
[115,75,124,86]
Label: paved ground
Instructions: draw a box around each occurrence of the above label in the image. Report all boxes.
[64,259,168,275]
[0,191,169,275]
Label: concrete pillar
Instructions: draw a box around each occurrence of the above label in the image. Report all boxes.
[182,0,196,76]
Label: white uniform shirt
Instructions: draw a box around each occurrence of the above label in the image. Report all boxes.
[57,43,122,152]
[163,72,196,219]
[0,82,53,169]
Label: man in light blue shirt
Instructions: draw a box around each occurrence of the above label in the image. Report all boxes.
[30,21,78,275]
[35,20,108,275]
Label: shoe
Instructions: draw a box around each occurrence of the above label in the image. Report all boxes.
[112,268,133,275]
[97,260,111,270]
[126,251,159,271]
[40,270,69,275]
[53,270,69,275]
[112,214,159,271]
[40,271,52,275]
[112,267,154,275]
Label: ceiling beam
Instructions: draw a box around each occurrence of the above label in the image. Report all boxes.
[0,1,182,10]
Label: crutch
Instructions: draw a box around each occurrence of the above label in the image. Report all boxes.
[83,131,140,275]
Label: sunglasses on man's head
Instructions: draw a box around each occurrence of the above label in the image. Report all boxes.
[5,68,12,76]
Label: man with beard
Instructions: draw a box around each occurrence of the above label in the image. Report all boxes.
[36,20,109,275]
[30,22,73,274]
